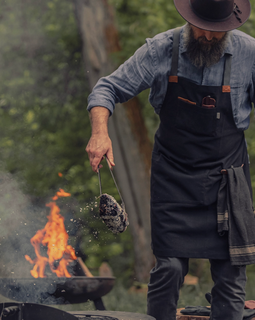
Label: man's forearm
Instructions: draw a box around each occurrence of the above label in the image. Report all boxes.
[86,106,114,172]
[90,106,110,135]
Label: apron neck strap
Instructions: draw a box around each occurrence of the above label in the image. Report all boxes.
[169,27,182,82]
[222,32,233,92]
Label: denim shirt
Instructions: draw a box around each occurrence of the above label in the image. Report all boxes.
[88,25,255,130]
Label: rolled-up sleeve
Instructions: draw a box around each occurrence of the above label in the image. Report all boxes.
[87,41,156,114]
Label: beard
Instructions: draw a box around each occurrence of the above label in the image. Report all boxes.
[183,24,229,68]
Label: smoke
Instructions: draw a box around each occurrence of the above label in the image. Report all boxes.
[0,171,80,304]
[0,278,65,304]
[0,171,47,278]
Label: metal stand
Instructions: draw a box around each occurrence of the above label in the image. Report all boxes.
[93,298,106,310]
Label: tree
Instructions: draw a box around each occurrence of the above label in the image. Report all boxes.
[74,0,155,282]
[0,0,131,281]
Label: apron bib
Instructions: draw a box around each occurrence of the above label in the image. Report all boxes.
[151,28,252,259]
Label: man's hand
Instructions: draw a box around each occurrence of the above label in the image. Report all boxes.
[86,106,115,172]
[86,133,114,172]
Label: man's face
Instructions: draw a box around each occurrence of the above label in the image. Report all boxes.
[190,25,226,43]
[183,24,229,68]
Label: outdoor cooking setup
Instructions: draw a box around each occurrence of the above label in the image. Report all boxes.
[0,275,119,320]
[0,181,154,320]
[0,270,153,320]
[0,188,115,309]
[0,274,115,308]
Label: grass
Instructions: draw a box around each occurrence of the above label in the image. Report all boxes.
[58,262,255,314]
[55,281,148,313]
[56,279,211,314]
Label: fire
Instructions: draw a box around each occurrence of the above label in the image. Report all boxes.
[25,188,77,278]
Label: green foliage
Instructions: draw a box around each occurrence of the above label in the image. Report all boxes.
[0,0,89,197]
[1,0,255,287]
[0,0,133,278]
[110,0,185,59]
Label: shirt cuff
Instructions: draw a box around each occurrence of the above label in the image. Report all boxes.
[87,100,114,116]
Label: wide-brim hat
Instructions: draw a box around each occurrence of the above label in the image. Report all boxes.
[174,0,251,32]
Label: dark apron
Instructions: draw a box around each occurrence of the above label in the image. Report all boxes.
[151,28,252,259]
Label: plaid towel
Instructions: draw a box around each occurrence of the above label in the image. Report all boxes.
[217,166,255,266]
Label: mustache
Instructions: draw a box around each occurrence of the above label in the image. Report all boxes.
[183,24,229,68]
[194,36,221,53]
[197,36,219,44]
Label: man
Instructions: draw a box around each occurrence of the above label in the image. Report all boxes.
[86,0,255,319]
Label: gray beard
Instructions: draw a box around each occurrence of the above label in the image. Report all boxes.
[183,24,229,68]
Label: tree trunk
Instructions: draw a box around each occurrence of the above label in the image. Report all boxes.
[74,0,155,282]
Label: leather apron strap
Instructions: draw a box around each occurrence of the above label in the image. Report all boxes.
[168,27,181,83]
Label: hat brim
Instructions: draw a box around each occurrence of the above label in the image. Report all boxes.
[174,0,251,32]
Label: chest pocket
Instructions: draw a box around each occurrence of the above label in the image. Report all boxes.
[174,97,221,136]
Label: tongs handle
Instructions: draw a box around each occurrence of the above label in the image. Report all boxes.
[98,156,125,210]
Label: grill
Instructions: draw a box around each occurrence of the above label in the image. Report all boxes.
[0,184,155,320]
[0,276,155,320]
[0,277,115,306]
[0,276,115,311]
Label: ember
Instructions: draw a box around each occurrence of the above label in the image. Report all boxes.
[25,188,77,278]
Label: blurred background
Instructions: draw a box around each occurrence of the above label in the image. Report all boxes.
[0,0,255,314]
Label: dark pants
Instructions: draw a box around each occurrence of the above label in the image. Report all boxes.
[147,257,247,320]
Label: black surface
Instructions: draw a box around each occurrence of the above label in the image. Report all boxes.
[70,310,156,320]
[0,277,115,304]
[0,303,156,320]
[0,303,77,320]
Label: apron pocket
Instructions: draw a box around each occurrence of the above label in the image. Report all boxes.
[151,151,208,205]
[175,98,219,136]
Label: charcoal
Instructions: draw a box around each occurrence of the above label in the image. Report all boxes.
[99,194,129,234]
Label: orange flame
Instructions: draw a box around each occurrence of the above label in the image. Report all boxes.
[25,188,77,278]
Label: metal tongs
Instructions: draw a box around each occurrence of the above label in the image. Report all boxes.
[97,156,125,211]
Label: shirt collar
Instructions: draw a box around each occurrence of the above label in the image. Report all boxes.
[179,24,233,57]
